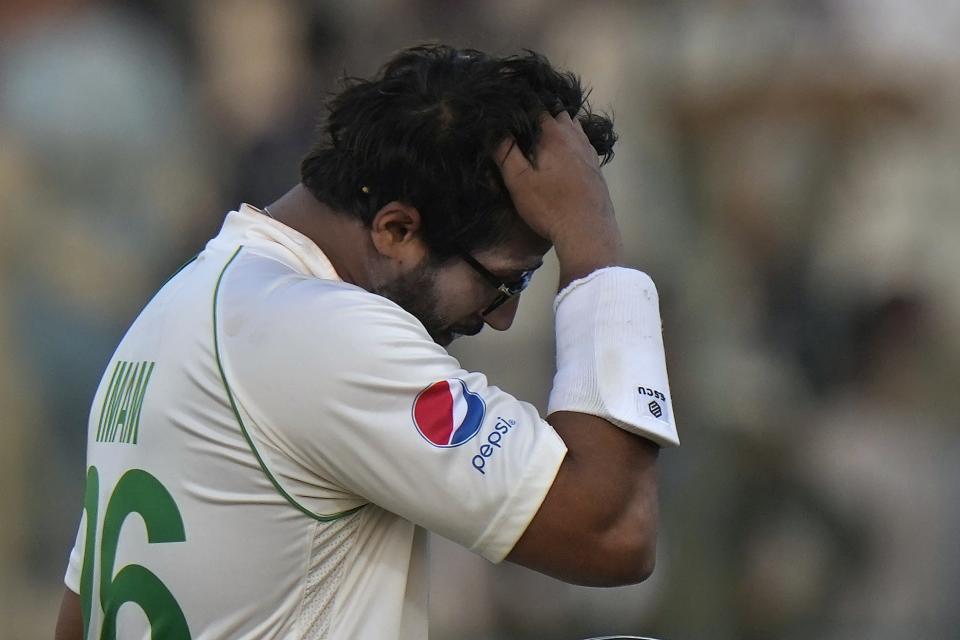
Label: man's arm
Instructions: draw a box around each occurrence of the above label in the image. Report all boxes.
[54,587,82,640]
[500,112,672,586]
[509,412,659,586]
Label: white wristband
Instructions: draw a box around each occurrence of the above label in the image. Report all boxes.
[547,267,679,447]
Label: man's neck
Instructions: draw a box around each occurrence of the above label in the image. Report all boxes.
[264,184,371,288]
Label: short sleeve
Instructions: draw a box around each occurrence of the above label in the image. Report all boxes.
[216,258,567,562]
[64,512,85,592]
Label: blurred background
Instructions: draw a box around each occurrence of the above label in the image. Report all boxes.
[2,0,959,638]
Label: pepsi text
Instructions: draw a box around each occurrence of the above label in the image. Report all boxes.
[471,417,517,475]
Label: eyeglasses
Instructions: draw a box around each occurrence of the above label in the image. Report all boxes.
[458,251,536,315]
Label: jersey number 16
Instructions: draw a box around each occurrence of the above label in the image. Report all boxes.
[79,466,191,639]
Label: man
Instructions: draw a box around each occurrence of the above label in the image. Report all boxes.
[56,45,678,639]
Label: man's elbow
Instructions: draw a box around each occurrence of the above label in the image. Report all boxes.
[588,488,660,586]
[631,536,657,584]
[554,506,657,587]
[588,526,657,587]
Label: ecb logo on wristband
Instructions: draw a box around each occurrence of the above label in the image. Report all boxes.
[638,385,670,424]
[412,379,486,447]
[648,400,663,418]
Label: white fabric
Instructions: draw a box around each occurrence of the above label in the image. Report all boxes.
[548,267,679,447]
[64,204,567,639]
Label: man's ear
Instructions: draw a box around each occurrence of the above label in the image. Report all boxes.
[370,201,427,264]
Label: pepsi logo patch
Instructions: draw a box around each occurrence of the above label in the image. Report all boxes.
[412,379,486,447]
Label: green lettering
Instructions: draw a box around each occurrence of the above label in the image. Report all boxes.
[80,466,99,639]
[80,466,191,639]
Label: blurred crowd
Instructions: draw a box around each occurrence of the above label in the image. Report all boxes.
[2,1,959,638]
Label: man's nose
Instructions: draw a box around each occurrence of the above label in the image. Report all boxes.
[482,295,521,331]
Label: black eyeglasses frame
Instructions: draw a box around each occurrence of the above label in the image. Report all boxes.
[457,251,535,316]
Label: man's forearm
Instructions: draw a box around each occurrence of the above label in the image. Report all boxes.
[553,215,625,291]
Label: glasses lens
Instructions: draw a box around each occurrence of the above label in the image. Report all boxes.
[508,270,534,295]
[483,271,534,315]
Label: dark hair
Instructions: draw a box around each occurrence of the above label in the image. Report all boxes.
[300,44,617,261]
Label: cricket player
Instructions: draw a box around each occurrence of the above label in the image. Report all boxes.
[55,45,679,639]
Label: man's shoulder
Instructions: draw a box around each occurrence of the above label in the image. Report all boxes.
[219,248,433,353]
[216,247,450,410]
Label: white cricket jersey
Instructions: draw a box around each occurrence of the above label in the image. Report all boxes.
[65,204,567,639]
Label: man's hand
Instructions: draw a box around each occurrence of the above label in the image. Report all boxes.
[497,112,624,289]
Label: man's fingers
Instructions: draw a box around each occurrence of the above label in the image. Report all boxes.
[545,109,591,150]
[497,108,589,181]
[535,109,568,137]
[495,137,514,166]
[495,137,532,182]
[572,116,590,143]
[555,110,585,138]
[495,137,521,166]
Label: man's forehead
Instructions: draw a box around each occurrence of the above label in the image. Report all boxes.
[475,229,550,273]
